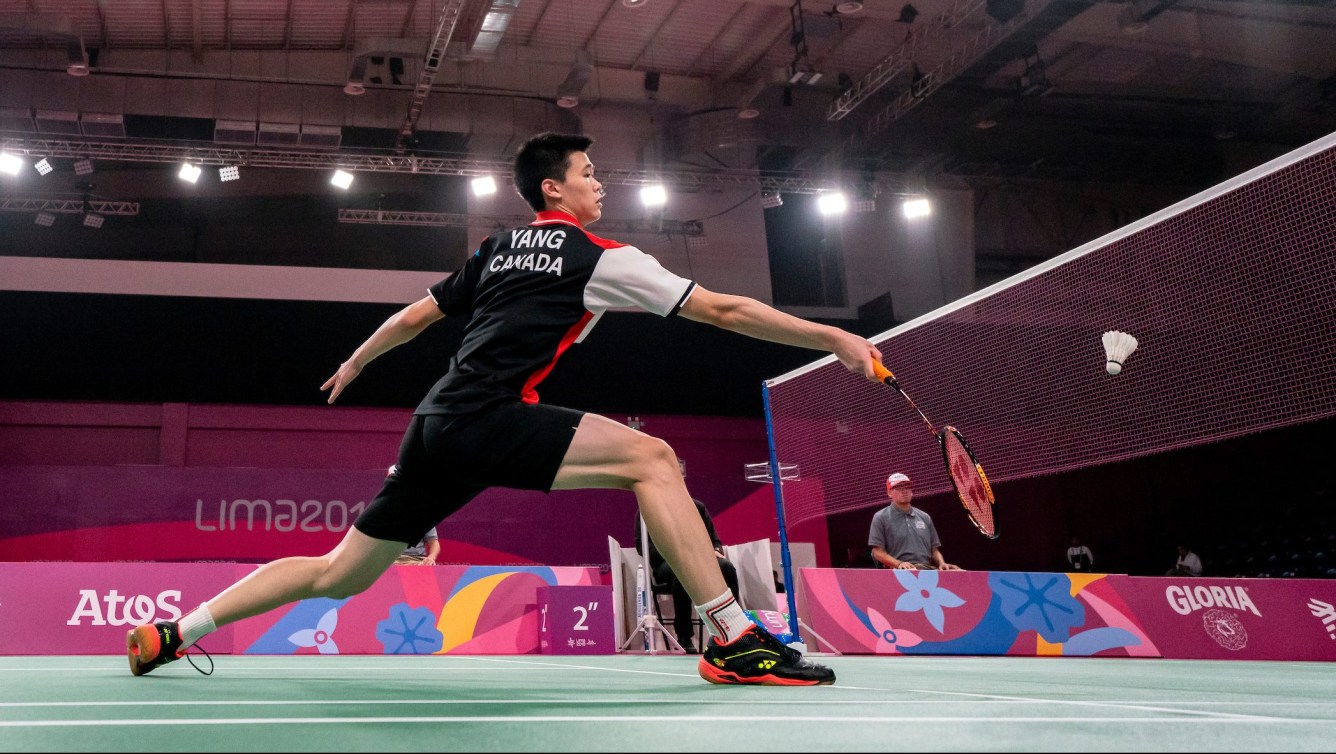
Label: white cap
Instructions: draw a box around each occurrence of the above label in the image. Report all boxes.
[886,472,912,493]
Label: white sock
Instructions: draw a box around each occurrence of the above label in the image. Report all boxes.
[695,592,752,644]
[177,602,216,650]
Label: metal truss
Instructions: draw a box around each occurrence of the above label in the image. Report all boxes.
[396,1,468,151]
[0,137,844,195]
[339,209,704,237]
[859,0,1054,139]
[0,196,139,215]
[827,0,987,121]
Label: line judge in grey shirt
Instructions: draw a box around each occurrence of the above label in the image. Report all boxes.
[868,472,962,571]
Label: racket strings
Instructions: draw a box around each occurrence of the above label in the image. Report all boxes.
[943,432,995,537]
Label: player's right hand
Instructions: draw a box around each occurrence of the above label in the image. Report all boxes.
[321,360,362,404]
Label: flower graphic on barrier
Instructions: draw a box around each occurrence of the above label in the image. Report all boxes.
[288,607,340,654]
[991,572,1084,643]
[893,569,964,633]
[376,603,444,655]
[868,607,923,653]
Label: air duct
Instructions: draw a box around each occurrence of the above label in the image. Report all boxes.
[0,13,89,75]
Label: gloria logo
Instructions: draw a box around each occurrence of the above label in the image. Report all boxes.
[1164,584,1260,617]
[66,589,184,627]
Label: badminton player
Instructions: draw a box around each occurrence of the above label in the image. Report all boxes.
[126,132,882,685]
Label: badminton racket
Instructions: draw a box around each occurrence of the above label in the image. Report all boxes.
[872,361,997,539]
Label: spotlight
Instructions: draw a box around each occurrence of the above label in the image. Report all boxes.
[83,213,104,229]
[902,197,932,219]
[73,159,94,176]
[331,169,354,189]
[853,198,876,213]
[471,176,497,196]
[34,211,56,227]
[761,192,783,209]
[178,163,202,183]
[35,158,53,176]
[816,192,847,215]
[640,185,667,207]
[219,166,240,182]
[687,235,708,249]
[0,152,23,175]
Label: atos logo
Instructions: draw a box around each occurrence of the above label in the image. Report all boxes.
[66,589,184,626]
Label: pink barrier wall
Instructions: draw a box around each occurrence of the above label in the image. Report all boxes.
[798,568,1336,661]
[0,400,782,567]
[0,562,604,656]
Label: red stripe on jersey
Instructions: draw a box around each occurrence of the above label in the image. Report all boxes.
[531,210,625,250]
[520,310,595,404]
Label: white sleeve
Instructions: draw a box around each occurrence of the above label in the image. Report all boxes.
[583,245,696,316]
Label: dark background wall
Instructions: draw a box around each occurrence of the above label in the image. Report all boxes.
[0,291,831,417]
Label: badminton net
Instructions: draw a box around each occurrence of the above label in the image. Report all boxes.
[765,132,1336,529]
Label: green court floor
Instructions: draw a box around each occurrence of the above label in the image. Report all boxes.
[1,653,1332,751]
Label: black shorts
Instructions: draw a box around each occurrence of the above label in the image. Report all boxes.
[354,402,585,546]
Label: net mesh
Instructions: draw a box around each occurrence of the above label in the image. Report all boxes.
[766,134,1336,528]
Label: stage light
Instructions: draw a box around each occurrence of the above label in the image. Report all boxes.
[34,211,56,227]
[34,158,53,175]
[761,192,783,209]
[471,176,497,196]
[902,197,932,219]
[817,191,848,215]
[219,166,240,182]
[0,152,23,175]
[83,213,104,229]
[178,163,202,183]
[73,159,94,176]
[640,185,667,207]
[331,169,354,189]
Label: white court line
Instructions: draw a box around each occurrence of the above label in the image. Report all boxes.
[3,699,1333,709]
[902,688,1285,721]
[1,715,1330,728]
[462,656,702,680]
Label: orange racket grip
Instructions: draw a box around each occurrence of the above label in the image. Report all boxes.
[872,361,896,385]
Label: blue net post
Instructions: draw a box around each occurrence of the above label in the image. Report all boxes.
[762,380,802,642]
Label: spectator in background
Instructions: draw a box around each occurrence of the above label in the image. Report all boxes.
[635,498,740,653]
[1066,536,1094,572]
[869,472,961,571]
[395,526,439,565]
[1166,544,1203,576]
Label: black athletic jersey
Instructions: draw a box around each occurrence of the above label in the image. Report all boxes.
[416,210,697,415]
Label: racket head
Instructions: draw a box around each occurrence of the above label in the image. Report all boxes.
[939,425,997,539]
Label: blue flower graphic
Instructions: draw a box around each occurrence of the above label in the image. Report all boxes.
[376,603,444,655]
[893,569,964,633]
[990,572,1085,643]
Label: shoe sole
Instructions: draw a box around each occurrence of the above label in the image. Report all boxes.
[126,625,161,677]
[697,658,835,686]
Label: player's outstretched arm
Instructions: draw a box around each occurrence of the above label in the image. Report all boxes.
[679,285,882,381]
[321,295,445,404]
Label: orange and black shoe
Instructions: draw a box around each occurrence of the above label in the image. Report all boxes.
[126,621,185,676]
[698,625,835,686]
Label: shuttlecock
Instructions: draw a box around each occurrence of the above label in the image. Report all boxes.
[1102,330,1138,375]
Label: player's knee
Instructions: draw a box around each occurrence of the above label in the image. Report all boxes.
[632,435,681,483]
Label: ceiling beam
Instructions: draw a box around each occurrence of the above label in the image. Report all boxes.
[629,0,688,71]
[192,0,203,61]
